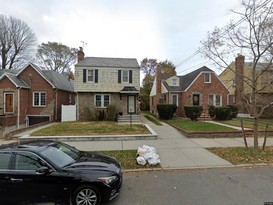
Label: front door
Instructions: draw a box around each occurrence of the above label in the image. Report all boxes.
[5,93,14,113]
[128,95,136,114]
[193,94,200,106]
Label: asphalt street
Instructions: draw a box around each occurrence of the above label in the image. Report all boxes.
[106,167,273,205]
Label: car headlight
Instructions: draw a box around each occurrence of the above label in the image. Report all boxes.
[99,176,118,185]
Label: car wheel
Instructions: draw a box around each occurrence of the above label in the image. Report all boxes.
[72,185,101,205]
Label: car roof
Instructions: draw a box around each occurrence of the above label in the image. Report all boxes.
[0,140,59,152]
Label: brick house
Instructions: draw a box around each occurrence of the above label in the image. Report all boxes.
[150,66,230,117]
[0,63,75,134]
[74,48,140,121]
[220,54,273,118]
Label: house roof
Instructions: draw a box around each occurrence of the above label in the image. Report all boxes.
[162,66,213,92]
[75,57,140,68]
[0,63,74,92]
[120,86,139,93]
[220,61,273,76]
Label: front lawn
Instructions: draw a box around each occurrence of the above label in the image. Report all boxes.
[208,147,273,165]
[220,118,273,130]
[31,122,150,136]
[167,119,235,132]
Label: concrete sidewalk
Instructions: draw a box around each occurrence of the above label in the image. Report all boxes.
[63,117,234,170]
[3,116,273,170]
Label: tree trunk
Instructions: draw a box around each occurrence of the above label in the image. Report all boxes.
[253,117,259,149]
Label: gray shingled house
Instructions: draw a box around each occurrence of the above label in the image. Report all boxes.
[74,48,140,121]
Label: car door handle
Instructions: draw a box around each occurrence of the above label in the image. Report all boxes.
[10,178,23,183]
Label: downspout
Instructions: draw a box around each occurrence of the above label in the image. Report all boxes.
[17,87,21,129]
[55,89,58,121]
[76,92,79,120]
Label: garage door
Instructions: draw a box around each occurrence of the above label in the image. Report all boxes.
[28,116,50,126]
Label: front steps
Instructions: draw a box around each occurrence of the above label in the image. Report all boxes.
[118,114,141,124]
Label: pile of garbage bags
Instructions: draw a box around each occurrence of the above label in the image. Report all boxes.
[136,145,160,165]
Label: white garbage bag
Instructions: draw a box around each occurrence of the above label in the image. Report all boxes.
[136,145,160,166]
[148,154,160,165]
[136,156,146,165]
[137,147,147,157]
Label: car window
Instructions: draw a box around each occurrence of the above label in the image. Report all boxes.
[15,152,47,171]
[56,143,79,160]
[40,147,75,168]
[0,152,12,169]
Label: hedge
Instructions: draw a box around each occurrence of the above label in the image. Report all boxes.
[184,105,203,121]
[157,104,177,119]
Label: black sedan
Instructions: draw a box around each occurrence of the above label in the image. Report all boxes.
[0,140,122,205]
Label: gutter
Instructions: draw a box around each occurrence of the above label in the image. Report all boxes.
[17,87,21,129]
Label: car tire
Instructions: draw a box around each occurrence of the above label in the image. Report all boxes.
[72,185,101,205]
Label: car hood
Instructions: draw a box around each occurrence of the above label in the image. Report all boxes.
[64,151,121,173]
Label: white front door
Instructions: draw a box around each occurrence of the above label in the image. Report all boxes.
[128,95,136,114]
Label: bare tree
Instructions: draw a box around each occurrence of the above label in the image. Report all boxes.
[37,42,77,74]
[0,14,37,69]
[200,0,273,149]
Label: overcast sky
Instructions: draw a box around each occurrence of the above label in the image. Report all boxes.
[1,0,240,75]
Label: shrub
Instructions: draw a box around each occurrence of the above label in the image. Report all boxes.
[227,105,238,118]
[97,110,105,121]
[215,106,232,120]
[106,104,118,121]
[82,107,94,121]
[157,104,177,119]
[184,105,203,121]
[208,105,216,119]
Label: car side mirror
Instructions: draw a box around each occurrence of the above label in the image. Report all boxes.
[36,166,52,175]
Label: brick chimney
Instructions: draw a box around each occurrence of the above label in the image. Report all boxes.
[235,54,245,103]
[77,47,85,62]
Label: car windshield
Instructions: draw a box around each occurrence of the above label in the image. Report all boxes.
[39,143,80,168]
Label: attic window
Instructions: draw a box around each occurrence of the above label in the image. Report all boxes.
[172,79,177,86]
[204,73,211,83]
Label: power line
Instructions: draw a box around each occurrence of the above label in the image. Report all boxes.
[174,0,272,69]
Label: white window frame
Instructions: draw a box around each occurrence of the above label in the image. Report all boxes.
[122,70,129,83]
[171,94,178,106]
[208,94,222,106]
[204,73,211,83]
[95,94,110,108]
[172,79,177,86]
[33,92,46,107]
[87,69,94,82]
[4,93,14,113]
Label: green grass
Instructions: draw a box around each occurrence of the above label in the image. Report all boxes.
[31,122,150,136]
[167,119,235,132]
[99,150,161,169]
[220,118,273,130]
[144,114,162,125]
[208,147,273,165]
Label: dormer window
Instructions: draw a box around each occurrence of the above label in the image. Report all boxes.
[173,79,177,86]
[204,73,211,83]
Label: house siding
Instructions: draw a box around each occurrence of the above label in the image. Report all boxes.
[77,92,136,120]
[19,66,56,120]
[181,73,229,116]
[75,67,140,92]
